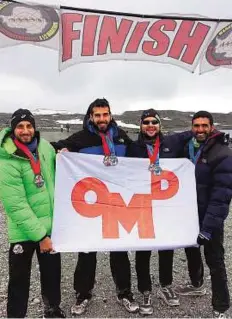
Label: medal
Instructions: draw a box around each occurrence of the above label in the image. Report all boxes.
[13,138,45,188]
[148,164,162,175]
[103,155,118,166]
[147,137,162,175]
[100,131,118,167]
[34,174,45,188]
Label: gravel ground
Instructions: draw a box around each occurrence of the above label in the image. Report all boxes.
[0,202,232,318]
[0,131,232,318]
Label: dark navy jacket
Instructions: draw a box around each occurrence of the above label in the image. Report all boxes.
[182,131,232,235]
[126,131,192,159]
[51,118,131,156]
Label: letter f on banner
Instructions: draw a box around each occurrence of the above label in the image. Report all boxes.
[62,13,83,62]
[71,172,179,239]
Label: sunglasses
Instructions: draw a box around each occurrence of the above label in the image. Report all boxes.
[142,120,159,125]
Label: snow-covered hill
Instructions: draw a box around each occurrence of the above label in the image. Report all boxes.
[32,108,74,115]
[56,118,140,129]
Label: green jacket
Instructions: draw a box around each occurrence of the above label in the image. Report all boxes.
[0,128,56,243]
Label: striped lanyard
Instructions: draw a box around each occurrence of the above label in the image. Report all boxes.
[146,136,160,166]
[99,131,116,156]
[188,139,204,164]
[13,138,41,176]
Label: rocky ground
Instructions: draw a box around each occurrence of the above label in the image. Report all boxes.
[0,202,232,318]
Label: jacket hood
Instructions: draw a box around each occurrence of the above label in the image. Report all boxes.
[200,130,227,154]
[0,128,15,159]
[208,130,225,141]
[0,128,41,159]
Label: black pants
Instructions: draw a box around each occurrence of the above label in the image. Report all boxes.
[159,229,230,313]
[7,242,61,318]
[110,251,152,296]
[159,248,204,288]
[204,230,230,313]
[74,252,97,298]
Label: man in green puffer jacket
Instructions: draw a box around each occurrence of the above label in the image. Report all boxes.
[0,109,65,318]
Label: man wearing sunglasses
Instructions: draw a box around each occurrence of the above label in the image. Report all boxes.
[110,109,192,315]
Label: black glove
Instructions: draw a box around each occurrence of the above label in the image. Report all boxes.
[197,231,211,245]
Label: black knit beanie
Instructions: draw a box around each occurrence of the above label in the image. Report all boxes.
[141,109,161,123]
[11,109,35,131]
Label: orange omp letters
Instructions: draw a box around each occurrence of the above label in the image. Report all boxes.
[71,170,179,239]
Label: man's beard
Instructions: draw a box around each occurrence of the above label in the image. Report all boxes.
[17,135,34,144]
[195,133,210,143]
[142,132,158,144]
[93,122,109,132]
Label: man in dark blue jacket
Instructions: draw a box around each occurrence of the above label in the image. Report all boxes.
[51,98,137,316]
[110,109,192,315]
[174,111,232,318]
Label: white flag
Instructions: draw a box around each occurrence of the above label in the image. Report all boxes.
[52,153,199,252]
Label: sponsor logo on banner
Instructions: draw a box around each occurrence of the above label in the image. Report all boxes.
[71,171,179,239]
[0,1,59,42]
[206,23,232,66]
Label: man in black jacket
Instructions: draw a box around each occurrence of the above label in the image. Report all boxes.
[51,98,140,316]
[173,111,232,318]
[110,109,192,315]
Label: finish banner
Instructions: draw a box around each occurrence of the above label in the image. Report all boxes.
[52,153,199,252]
[0,1,231,73]
[60,9,216,71]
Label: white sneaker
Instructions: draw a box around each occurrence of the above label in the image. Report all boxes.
[71,297,90,316]
[117,293,139,313]
[139,291,153,315]
[157,286,180,306]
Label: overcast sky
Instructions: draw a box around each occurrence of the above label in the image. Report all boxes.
[0,0,232,114]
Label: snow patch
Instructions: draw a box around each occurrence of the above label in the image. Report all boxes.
[162,117,172,121]
[56,119,83,125]
[33,108,73,115]
[56,119,140,129]
[116,121,140,129]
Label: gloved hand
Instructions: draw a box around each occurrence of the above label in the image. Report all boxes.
[197,231,211,245]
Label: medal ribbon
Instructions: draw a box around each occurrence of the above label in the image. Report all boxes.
[99,131,116,156]
[188,139,204,164]
[146,136,160,166]
[13,138,41,176]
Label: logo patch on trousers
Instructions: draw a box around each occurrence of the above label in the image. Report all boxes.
[13,244,24,254]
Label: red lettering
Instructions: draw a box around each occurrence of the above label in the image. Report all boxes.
[71,170,180,239]
[168,21,211,64]
[105,193,154,238]
[62,13,83,62]
[82,15,100,56]
[143,19,177,56]
[71,177,154,239]
[125,21,149,53]
[98,17,133,55]
[151,170,179,200]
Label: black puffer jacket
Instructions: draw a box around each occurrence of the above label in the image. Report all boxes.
[182,131,232,235]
